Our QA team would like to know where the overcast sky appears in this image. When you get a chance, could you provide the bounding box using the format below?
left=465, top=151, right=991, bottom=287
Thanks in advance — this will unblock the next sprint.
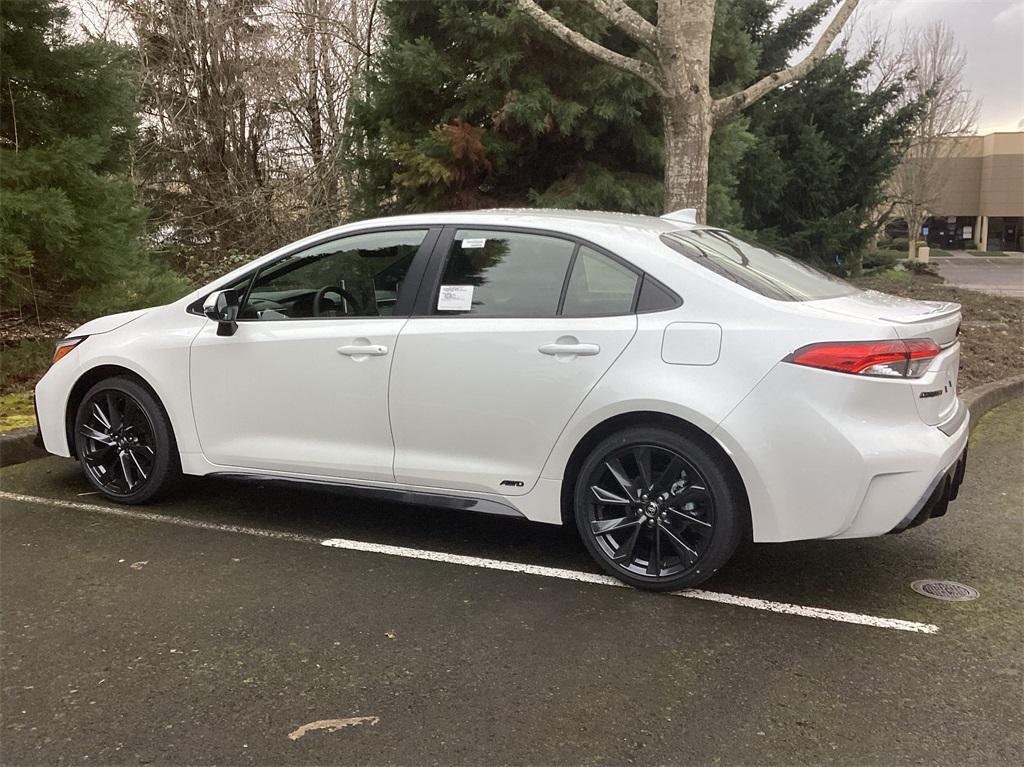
left=789, top=0, right=1024, bottom=133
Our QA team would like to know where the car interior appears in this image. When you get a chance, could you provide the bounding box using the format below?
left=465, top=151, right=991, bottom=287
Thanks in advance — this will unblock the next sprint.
left=238, top=239, right=421, bottom=320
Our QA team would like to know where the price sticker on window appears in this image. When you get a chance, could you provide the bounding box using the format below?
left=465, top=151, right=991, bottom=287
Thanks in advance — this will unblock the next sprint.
left=437, top=285, right=474, bottom=311
left=461, top=238, right=487, bottom=249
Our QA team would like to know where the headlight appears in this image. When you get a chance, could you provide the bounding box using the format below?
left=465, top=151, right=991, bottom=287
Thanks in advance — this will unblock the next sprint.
left=52, top=337, right=86, bottom=365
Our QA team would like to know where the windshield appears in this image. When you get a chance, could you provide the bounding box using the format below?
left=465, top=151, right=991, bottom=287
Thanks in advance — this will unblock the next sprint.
left=660, top=229, right=859, bottom=301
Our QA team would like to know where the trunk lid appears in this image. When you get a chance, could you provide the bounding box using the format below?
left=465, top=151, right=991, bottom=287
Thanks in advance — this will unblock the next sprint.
left=812, top=290, right=961, bottom=345
left=812, top=290, right=962, bottom=426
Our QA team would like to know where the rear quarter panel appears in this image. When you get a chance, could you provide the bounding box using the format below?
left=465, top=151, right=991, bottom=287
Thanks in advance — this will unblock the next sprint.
left=537, top=236, right=903, bottom=538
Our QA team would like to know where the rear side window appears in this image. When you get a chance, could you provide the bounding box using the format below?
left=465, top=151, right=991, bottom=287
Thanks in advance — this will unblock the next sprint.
left=436, top=229, right=575, bottom=316
left=562, top=246, right=639, bottom=316
left=661, top=229, right=858, bottom=301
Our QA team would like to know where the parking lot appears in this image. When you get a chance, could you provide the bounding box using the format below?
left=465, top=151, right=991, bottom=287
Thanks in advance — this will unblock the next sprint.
left=933, top=254, right=1024, bottom=298
left=1, top=399, right=1021, bottom=766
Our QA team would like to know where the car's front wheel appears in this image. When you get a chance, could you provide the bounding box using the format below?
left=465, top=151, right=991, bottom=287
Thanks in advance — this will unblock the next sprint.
left=74, top=377, right=180, bottom=504
left=574, top=426, right=746, bottom=591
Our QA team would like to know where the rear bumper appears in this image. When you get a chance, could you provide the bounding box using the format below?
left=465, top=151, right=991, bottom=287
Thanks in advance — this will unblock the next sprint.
left=713, top=361, right=971, bottom=542
left=889, top=445, right=968, bottom=533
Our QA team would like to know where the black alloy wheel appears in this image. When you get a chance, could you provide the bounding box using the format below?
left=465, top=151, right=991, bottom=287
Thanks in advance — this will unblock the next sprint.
left=74, top=377, right=179, bottom=503
left=575, top=427, right=745, bottom=590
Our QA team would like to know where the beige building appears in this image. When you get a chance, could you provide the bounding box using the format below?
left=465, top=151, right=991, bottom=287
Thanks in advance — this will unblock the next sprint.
left=916, top=132, right=1024, bottom=252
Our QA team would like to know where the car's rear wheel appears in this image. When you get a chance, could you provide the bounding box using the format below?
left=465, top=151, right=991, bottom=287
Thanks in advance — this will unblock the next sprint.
left=574, top=426, right=745, bottom=591
left=74, top=377, right=180, bottom=504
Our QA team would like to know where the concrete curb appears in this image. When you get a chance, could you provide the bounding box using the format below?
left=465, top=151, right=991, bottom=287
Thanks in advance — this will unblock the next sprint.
left=963, top=373, right=1024, bottom=432
left=0, top=427, right=46, bottom=469
left=0, top=374, right=1021, bottom=470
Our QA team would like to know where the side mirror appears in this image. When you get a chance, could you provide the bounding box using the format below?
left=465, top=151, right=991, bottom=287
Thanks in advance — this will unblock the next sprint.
left=203, top=289, right=241, bottom=336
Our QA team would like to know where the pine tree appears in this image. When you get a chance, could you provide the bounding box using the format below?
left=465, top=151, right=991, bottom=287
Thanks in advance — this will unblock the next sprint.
left=0, top=0, right=187, bottom=320
left=356, top=0, right=916, bottom=272
left=728, top=51, right=920, bottom=272
left=707, top=1, right=921, bottom=272
left=354, top=0, right=663, bottom=215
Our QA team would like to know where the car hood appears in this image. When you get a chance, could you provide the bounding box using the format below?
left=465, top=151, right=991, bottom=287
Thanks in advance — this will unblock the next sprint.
left=70, top=308, right=150, bottom=337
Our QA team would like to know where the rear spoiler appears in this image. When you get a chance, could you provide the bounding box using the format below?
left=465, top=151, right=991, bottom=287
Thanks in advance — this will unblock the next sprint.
left=880, top=303, right=961, bottom=324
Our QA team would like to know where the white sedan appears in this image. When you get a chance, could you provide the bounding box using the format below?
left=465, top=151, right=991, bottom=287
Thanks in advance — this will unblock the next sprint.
left=34, top=209, right=969, bottom=590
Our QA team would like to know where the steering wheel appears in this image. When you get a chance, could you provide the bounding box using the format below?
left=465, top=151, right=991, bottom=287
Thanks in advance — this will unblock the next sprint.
left=313, top=285, right=362, bottom=317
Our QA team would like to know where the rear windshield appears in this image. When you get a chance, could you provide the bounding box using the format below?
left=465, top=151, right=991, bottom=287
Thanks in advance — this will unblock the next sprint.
left=660, top=229, right=859, bottom=301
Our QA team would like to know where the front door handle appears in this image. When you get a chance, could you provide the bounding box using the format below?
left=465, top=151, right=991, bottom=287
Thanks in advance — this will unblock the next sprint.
left=337, top=344, right=389, bottom=357
left=539, top=341, right=600, bottom=357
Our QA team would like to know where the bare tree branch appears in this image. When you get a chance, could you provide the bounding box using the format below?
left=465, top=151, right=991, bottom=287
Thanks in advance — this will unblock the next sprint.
left=884, top=21, right=980, bottom=257
left=588, top=0, right=657, bottom=51
left=712, top=0, right=860, bottom=125
left=516, top=0, right=665, bottom=95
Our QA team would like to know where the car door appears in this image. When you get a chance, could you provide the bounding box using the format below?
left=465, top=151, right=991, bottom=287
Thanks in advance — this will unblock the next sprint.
left=389, top=227, right=639, bottom=495
left=189, top=227, right=437, bottom=481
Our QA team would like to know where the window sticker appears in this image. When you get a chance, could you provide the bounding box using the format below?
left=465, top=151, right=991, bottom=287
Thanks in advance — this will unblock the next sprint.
left=437, top=285, right=474, bottom=311
left=461, top=238, right=487, bottom=249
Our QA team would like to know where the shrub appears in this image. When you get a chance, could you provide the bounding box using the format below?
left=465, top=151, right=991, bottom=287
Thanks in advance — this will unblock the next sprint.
left=0, top=339, right=55, bottom=394
left=904, top=260, right=941, bottom=276
left=863, top=248, right=903, bottom=273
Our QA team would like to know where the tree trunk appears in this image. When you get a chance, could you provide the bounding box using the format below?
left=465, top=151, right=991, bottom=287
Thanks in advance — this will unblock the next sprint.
left=662, top=94, right=712, bottom=220
left=303, top=0, right=328, bottom=227
left=518, top=0, right=858, bottom=225
left=657, top=0, right=715, bottom=221
left=908, top=210, right=923, bottom=261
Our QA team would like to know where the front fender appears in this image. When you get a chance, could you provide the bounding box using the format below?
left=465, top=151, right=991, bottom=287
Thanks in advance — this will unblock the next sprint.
left=53, top=308, right=207, bottom=459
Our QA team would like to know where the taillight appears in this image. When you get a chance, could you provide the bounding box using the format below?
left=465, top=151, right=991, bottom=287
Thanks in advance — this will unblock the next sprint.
left=784, top=339, right=940, bottom=378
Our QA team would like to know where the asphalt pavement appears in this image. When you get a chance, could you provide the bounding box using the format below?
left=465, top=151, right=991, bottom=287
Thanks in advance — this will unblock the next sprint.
left=932, top=254, right=1024, bottom=297
left=1, top=400, right=1022, bottom=766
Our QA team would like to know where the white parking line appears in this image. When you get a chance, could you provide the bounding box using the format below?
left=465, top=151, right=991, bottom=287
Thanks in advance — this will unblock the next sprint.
left=0, top=490, right=939, bottom=634
left=320, top=538, right=939, bottom=633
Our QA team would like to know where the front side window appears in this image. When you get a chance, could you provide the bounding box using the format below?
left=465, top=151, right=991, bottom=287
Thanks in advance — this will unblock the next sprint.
left=242, top=230, right=427, bottom=320
left=661, top=229, right=858, bottom=301
left=435, top=229, right=575, bottom=317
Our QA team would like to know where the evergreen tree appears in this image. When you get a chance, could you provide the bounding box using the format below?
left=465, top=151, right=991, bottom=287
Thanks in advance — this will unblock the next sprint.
left=354, top=0, right=663, bottom=216
left=731, top=51, right=920, bottom=270
left=0, top=0, right=187, bottom=320
left=355, top=0, right=916, bottom=272
left=706, top=1, right=921, bottom=271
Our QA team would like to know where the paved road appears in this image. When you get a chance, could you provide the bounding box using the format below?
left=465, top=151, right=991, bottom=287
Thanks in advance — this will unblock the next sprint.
left=933, top=255, right=1024, bottom=298
left=2, top=401, right=1022, bottom=766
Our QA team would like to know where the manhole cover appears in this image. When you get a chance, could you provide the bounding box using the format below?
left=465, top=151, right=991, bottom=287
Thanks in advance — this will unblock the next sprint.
left=911, top=580, right=979, bottom=602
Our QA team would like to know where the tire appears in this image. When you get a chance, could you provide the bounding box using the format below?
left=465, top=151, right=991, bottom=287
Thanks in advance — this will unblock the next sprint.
left=574, top=426, right=746, bottom=591
left=74, top=376, right=180, bottom=504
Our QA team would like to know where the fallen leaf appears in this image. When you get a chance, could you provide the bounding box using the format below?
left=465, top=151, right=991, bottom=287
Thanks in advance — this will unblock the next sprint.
left=129, top=561, right=148, bottom=570
left=385, top=631, right=396, bottom=640
left=288, top=716, right=379, bottom=741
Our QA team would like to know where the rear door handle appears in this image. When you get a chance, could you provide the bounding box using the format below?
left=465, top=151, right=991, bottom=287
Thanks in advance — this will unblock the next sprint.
left=337, top=344, right=389, bottom=357
left=538, top=342, right=600, bottom=357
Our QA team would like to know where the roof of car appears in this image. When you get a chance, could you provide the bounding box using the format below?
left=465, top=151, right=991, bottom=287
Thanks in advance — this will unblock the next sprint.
left=349, top=208, right=706, bottom=235
left=181, top=208, right=711, bottom=304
